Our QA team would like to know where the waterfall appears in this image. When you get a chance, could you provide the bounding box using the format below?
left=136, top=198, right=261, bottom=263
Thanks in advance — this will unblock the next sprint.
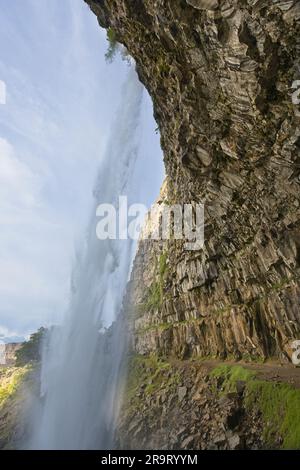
left=29, top=68, right=144, bottom=449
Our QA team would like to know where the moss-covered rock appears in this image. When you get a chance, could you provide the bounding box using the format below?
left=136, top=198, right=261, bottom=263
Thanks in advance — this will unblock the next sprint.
left=211, top=364, right=300, bottom=449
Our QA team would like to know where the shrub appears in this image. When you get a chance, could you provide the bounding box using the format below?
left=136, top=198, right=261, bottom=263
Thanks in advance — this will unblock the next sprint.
left=105, top=27, right=131, bottom=64
left=15, top=327, right=46, bottom=366
left=105, top=28, right=118, bottom=63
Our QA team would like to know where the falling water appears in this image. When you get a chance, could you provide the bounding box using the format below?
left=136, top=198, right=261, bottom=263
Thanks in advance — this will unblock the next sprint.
left=29, top=68, right=145, bottom=449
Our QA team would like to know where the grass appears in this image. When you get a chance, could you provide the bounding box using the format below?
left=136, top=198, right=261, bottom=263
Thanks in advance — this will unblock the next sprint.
left=210, top=365, right=256, bottom=394
left=125, top=354, right=180, bottom=411
left=138, top=252, right=169, bottom=314
left=146, top=282, right=162, bottom=311
left=159, top=252, right=168, bottom=278
left=210, top=364, right=300, bottom=449
left=0, top=366, right=30, bottom=407
left=127, top=355, right=170, bottom=395
left=246, top=380, right=300, bottom=449
left=137, top=322, right=173, bottom=334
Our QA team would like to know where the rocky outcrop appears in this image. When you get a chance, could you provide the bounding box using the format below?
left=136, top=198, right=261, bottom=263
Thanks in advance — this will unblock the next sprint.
left=117, top=356, right=300, bottom=449
left=2, top=343, right=23, bottom=366
left=86, top=0, right=300, bottom=361
left=117, top=358, right=263, bottom=450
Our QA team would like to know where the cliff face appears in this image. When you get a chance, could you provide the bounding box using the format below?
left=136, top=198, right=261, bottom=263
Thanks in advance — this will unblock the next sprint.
left=86, top=0, right=300, bottom=361
left=85, top=0, right=300, bottom=450
left=116, top=357, right=300, bottom=450
left=3, top=343, right=23, bottom=367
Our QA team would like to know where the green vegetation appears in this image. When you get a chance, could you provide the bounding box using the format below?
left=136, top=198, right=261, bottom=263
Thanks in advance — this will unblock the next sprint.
left=105, top=27, right=118, bottom=63
left=136, top=317, right=199, bottom=335
left=156, top=56, right=170, bottom=77
left=15, top=327, right=46, bottom=366
left=126, top=355, right=179, bottom=406
left=159, top=251, right=168, bottom=278
left=246, top=380, right=300, bottom=449
left=211, top=365, right=256, bottom=393
left=145, top=281, right=162, bottom=311
left=139, top=252, right=169, bottom=313
left=210, top=365, right=300, bottom=449
left=0, top=366, right=30, bottom=407
left=105, top=27, right=130, bottom=64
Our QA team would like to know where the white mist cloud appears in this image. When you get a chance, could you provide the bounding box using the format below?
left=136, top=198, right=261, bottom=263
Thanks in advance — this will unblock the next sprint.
left=0, top=136, right=71, bottom=338
left=0, top=0, right=164, bottom=340
left=0, top=137, right=40, bottom=209
left=0, top=79, right=6, bottom=104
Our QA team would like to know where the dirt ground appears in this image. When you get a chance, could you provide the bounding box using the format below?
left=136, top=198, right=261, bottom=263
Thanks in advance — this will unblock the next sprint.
left=195, top=359, right=300, bottom=389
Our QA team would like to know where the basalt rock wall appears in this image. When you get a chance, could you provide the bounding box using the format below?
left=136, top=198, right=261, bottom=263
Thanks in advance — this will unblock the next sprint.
left=85, top=0, right=300, bottom=361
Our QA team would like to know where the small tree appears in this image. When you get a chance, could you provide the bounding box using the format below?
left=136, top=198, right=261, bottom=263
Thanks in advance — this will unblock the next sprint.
left=15, top=327, right=46, bottom=366
left=105, top=27, right=131, bottom=65
left=105, top=27, right=118, bottom=63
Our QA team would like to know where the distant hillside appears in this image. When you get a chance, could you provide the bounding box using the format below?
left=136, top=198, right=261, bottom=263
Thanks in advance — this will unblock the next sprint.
left=0, top=328, right=45, bottom=449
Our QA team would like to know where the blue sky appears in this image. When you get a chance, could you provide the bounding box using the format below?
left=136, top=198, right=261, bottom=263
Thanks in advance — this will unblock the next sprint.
left=0, top=0, right=163, bottom=341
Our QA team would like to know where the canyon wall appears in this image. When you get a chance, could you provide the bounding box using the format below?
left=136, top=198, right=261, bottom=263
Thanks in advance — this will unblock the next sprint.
left=86, top=0, right=300, bottom=361
left=3, top=343, right=23, bottom=367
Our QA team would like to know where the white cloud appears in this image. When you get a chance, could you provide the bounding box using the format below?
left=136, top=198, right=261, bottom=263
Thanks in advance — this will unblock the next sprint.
left=0, top=324, right=26, bottom=343
left=0, top=137, right=41, bottom=210
left=0, top=0, right=163, bottom=338
left=0, top=0, right=126, bottom=338
left=0, top=79, right=6, bottom=104
left=0, top=136, right=71, bottom=336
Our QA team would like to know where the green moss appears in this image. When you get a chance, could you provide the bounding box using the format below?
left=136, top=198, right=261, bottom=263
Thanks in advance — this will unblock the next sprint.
left=126, top=354, right=172, bottom=407
left=142, top=281, right=161, bottom=312
left=210, top=365, right=256, bottom=394
left=156, top=57, right=170, bottom=76
left=246, top=380, right=300, bottom=449
left=145, top=362, right=175, bottom=396
left=139, top=252, right=169, bottom=313
left=210, top=364, right=300, bottom=449
left=242, top=353, right=266, bottom=364
left=159, top=252, right=168, bottom=278
left=126, top=354, right=181, bottom=412
left=136, top=317, right=197, bottom=335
